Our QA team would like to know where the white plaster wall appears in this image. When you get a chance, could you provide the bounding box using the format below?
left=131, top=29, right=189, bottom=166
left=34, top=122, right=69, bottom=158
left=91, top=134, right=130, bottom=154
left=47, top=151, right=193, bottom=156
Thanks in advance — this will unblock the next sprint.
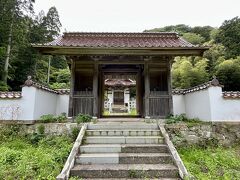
left=33, top=88, right=58, bottom=119
left=208, top=87, right=240, bottom=121
left=2, top=85, right=240, bottom=121
left=21, top=87, right=36, bottom=120
left=0, top=87, right=36, bottom=120
left=56, top=95, right=69, bottom=116
left=173, top=86, right=240, bottom=121
left=184, top=89, right=211, bottom=121
left=173, top=94, right=186, bottom=115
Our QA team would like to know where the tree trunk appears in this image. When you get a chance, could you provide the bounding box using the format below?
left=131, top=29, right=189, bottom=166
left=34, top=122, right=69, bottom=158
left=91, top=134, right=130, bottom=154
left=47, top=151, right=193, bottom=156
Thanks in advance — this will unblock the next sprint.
left=2, top=19, right=13, bottom=83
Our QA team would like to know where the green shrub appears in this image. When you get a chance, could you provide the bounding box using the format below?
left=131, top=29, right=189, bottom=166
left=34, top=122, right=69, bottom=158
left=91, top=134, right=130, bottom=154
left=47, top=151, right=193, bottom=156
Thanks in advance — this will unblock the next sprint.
left=71, top=127, right=80, bottom=141
left=0, top=81, right=8, bottom=91
left=75, top=114, right=92, bottom=124
left=29, top=133, right=44, bottom=144
left=40, top=114, right=55, bottom=123
left=0, top=135, right=72, bottom=179
left=0, top=147, right=22, bottom=165
left=37, top=124, right=45, bottom=135
left=28, top=125, right=45, bottom=144
left=166, top=114, right=200, bottom=124
left=0, top=125, right=22, bottom=141
left=56, top=114, right=67, bottom=123
left=39, top=114, right=67, bottom=123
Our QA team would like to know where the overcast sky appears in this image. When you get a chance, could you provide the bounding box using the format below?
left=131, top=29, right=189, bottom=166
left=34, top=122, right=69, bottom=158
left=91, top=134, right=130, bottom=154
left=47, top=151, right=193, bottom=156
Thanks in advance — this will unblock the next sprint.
left=34, top=0, right=240, bottom=32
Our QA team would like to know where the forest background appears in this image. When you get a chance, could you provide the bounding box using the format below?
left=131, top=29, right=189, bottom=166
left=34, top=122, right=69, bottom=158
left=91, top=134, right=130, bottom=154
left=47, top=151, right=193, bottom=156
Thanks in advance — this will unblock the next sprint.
left=0, top=0, right=239, bottom=91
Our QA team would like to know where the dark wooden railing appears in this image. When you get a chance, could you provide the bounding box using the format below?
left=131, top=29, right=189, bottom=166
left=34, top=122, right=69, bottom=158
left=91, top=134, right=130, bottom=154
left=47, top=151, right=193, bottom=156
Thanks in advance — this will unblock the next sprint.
left=73, top=91, right=94, bottom=116
left=149, top=91, right=169, bottom=117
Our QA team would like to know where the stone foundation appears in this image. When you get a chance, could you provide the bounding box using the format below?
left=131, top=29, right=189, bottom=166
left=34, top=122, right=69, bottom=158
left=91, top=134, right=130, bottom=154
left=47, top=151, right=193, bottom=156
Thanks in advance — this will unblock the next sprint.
left=1, top=122, right=240, bottom=146
left=165, top=122, right=240, bottom=147
left=0, top=123, right=83, bottom=135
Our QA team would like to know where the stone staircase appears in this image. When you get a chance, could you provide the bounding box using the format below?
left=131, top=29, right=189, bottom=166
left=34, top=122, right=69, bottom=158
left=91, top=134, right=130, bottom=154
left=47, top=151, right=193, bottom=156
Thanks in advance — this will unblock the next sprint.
left=69, top=122, right=181, bottom=179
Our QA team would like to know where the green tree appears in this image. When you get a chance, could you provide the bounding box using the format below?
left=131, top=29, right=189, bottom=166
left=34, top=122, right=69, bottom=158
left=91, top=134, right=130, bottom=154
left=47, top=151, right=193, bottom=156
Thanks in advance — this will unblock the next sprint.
left=144, top=24, right=191, bottom=35
left=42, top=7, right=62, bottom=41
left=215, top=57, right=240, bottom=91
left=215, top=16, right=240, bottom=58
left=0, top=0, right=34, bottom=84
left=182, top=33, right=205, bottom=45
left=0, top=3, right=64, bottom=90
left=191, top=26, right=215, bottom=41
left=172, top=57, right=209, bottom=89
left=49, top=68, right=70, bottom=89
left=203, top=41, right=225, bottom=76
left=51, top=56, right=68, bottom=69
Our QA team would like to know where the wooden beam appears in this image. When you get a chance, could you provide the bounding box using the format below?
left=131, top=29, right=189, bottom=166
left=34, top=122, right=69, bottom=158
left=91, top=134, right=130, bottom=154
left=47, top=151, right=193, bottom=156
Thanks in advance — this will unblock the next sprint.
left=34, top=46, right=208, bottom=56
left=68, top=59, right=75, bottom=117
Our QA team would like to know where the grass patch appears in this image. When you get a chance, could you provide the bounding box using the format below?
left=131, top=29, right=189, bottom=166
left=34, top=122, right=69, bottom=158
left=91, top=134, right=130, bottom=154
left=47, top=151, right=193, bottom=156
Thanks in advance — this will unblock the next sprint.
left=129, top=108, right=137, bottom=116
left=0, top=126, right=73, bottom=179
left=103, top=110, right=110, bottom=116
left=178, top=146, right=240, bottom=179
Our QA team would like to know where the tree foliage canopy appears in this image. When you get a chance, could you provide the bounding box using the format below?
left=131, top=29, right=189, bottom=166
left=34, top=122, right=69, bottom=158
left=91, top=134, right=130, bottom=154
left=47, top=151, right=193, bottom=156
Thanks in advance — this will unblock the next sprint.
left=0, top=1, right=68, bottom=91
left=215, top=16, right=240, bottom=58
left=0, top=5, right=239, bottom=92
left=146, top=17, right=240, bottom=91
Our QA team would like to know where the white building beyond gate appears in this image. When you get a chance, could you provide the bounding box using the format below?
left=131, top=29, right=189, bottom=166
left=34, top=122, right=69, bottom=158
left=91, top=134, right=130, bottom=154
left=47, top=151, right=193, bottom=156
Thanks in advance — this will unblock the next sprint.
left=0, top=77, right=240, bottom=122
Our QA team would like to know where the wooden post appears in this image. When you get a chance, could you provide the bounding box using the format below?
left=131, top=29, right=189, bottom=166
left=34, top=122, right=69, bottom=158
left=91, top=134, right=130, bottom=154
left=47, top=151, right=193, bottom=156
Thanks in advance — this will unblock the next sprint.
left=93, top=60, right=99, bottom=118
left=167, top=57, right=173, bottom=115
left=68, top=59, right=75, bottom=117
left=136, top=70, right=140, bottom=116
left=144, top=60, right=150, bottom=118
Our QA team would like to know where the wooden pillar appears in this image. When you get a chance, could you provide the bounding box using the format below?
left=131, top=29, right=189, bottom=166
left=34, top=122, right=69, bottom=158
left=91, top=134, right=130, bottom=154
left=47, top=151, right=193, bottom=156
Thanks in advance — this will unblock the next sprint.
left=144, top=60, right=150, bottom=118
left=68, top=59, right=75, bottom=117
left=93, top=61, right=99, bottom=118
left=167, top=57, right=173, bottom=115
left=136, top=69, right=141, bottom=116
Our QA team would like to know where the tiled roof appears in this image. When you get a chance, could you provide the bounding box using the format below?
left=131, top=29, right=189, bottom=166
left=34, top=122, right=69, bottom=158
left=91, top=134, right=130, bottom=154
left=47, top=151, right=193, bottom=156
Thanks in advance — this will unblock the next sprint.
left=172, top=76, right=222, bottom=95
left=23, top=76, right=69, bottom=95
left=222, top=91, right=240, bottom=99
left=0, top=92, right=22, bottom=99
left=172, top=89, right=186, bottom=95
left=39, top=32, right=199, bottom=48
left=56, top=89, right=70, bottom=95
left=105, top=79, right=136, bottom=87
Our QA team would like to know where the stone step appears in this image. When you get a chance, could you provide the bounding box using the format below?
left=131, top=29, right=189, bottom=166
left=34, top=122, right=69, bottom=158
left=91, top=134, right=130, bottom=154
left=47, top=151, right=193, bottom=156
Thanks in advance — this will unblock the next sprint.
left=70, top=164, right=179, bottom=178
left=87, top=123, right=159, bottom=130
left=80, top=144, right=169, bottom=153
left=76, top=153, right=173, bottom=164
left=86, top=130, right=161, bottom=136
left=83, top=136, right=164, bottom=144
